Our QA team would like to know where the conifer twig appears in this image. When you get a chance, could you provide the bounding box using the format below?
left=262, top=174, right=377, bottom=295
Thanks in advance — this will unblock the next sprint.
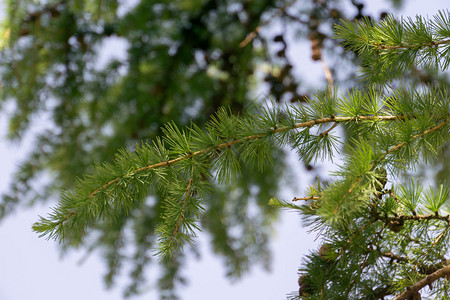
left=378, top=251, right=450, bottom=276
left=379, top=252, right=409, bottom=262
left=89, top=115, right=405, bottom=199
left=167, top=177, right=194, bottom=249
left=319, top=122, right=338, bottom=137
left=293, top=196, right=319, bottom=201
left=377, top=213, right=450, bottom=224
left=371, top=39, right=450, bottom=51
left=393, top=265, right=450, bottom=300
left=35, top=114, right=416, bottom=237
left=432, top=225, right=450, bottom=246
left=239, top=27, right=260, bottom=48
left=333, top=117, right=450, bottom=214
left=377, top=117, right=450, bottom=162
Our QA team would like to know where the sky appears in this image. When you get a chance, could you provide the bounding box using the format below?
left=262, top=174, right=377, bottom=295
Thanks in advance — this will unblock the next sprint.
left=0, top=1, right=447, bottom=300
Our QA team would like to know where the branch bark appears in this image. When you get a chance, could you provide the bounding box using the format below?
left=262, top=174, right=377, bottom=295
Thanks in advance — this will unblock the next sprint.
left=393, top=265, right=450, bottom=300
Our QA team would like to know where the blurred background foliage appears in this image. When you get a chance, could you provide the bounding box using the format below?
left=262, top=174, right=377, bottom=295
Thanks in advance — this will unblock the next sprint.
left=1, top=0, right=448, bottom=298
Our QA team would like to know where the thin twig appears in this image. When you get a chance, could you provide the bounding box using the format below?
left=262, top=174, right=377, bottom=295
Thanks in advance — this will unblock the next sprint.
left=432, top=225, right=450, bottom=246
left=239, top=27, right=261, bottom=48
left=414, top=225, right=450, bottom=271
left=380, top=251, right=410, bottom=262
left=293, top=196, right=319, bottom=201
left=319, top=122, right=339, bottom=137
left=380, top=119, right=449, bottom=160
left=239, top=0, right=297, bottom=48
left=372, top=39, right=450, bottom=51
left=379, top=251, right=450, bottom=277
left=342, top=220, right=375, bottom=252
left=377, top=213, right=450, bottom=224
left=320, top=57, right=334, bottom=97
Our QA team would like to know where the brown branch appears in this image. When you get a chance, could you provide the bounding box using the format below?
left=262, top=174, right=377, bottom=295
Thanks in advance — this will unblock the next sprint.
left=239, top=27, right=260, bottom=48
left=420, top=259, right=450, bottom=275
left=380, top=251, right=410, bottom=262
left=319, top=122, right=339, bottom=137
left=293, top=196, right=319, bottom=201
left=379, top=251, right=450, bottom=276
left=393, top=265, right=450, bottom=300
left=378, top=213, right=450, bottom=224
left=372, top=39, right=450, bottom=51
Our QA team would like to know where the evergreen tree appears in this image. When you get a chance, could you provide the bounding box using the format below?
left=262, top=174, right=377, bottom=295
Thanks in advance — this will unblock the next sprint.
left=32, top=10, right=450, bottom=299
left=1, top=0, right=408, bottom=298
left=3, top=1, right=450, bottom=299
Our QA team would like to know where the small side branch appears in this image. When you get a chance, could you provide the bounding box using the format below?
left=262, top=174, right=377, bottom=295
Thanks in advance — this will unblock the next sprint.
left=377, top=213, right=450, bottom=224
left=393, top=265, right=450, bottom=300
left=377, top=117, right=450, bottom=162
left=379, top=251, right=410, bottom=262
left=379, top=251, right=450, bottom=275
left=372, top=38, right=450, bottom=51
left=239, top=27, right=260, bottom=48
left=293, top=196, right=319, bottom=201
left=168, top=177, right=194, bottom=249
left=319, top=122, right=338, bottom=137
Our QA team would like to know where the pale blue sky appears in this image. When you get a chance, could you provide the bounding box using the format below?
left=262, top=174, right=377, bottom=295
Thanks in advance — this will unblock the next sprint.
left=0, top=1, right=446, bottom=299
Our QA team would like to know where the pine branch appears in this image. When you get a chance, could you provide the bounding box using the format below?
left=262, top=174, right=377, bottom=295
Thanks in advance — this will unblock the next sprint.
left=32, top=83, right=449, bottom=264
left=376, top=213, right=450, bottom=224
left=379, top=251, right=450, bottom=277
left=371, top=38, right=450, bottom=50
left=335, top=10, right=450, bottom=83
left=294, top=12, right=450, bottom=299
left=326, top=117, right=450, bottom=220
left=33, top=114, right=410, bottom=239
left=393, top=265, right=450, bottom=300
left=379, top=251, right=410, bottom=262
left=377, top=117, right=450, bottom=161
left=293, top=196, right=320, bottom=201
left=300, top=116, right=450, bottom=226
left=85, top=117, right=354, bottom=196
